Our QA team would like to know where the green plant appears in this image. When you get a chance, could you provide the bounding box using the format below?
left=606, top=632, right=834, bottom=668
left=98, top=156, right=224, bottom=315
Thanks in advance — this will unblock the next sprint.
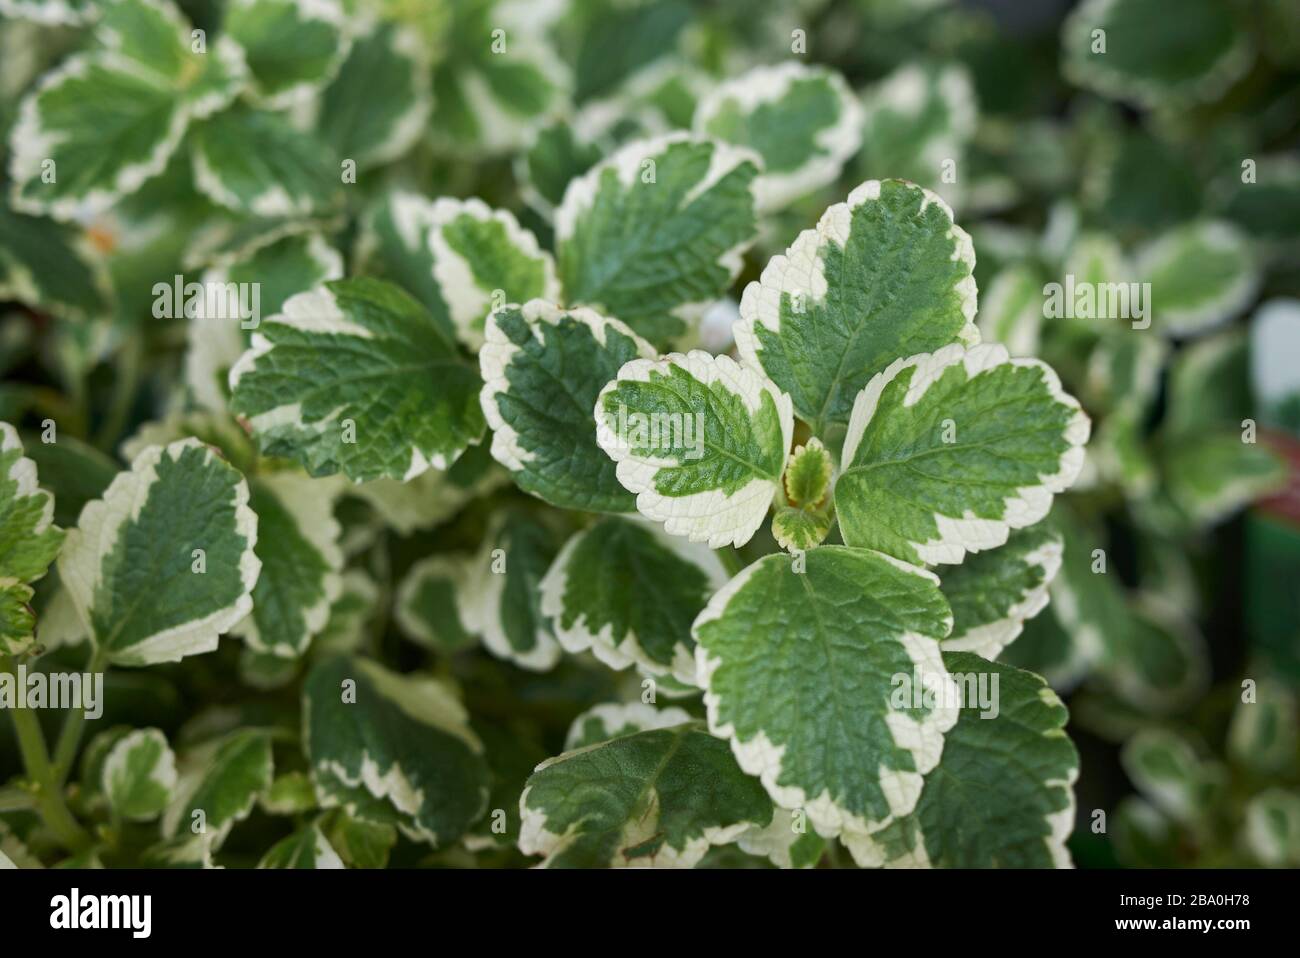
left=2, top=0, right=1297, bottom=871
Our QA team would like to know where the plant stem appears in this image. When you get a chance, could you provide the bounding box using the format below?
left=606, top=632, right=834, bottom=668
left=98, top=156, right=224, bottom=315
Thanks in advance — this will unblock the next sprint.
left=50, top=644, right=110, bottom=786
left=1, top=655, right=90, bottom=851
left=718, top=548, right=747, bottom=577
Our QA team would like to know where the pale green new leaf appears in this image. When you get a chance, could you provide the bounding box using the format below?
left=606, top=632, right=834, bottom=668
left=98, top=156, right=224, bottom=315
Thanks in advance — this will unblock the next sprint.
left=1138, top=220, right=1259, bottom=337
left=460, top=512, right=562, bottom=671
left=851, top=653, right=1077, bottom=868
left=693, top=62, right=862, bottom=211
left=480, top=301, right=654, bottom=513
left=394, top=555, right=478, bottom=653
left=519, top=722, right=773, bottom=868
left=595, top=351, right=794, bottom=548
left=563, top=702, right=695, bottom=752
left=837, top=344, right=1090, bottom=566
left=557, top=134, right=760, bottom=347
left=103, top=728, right=177, bottom=822
left=57, top=438, right=260, bottom=667
left=304, top=656, right=490, bottom=847
left=223, top=0, right=349, bottom=108
left=540, top=517, right=727, bottom=684
left=735, top=179, right=978, bottom=432
left=0, top=421, right=64, bottom=588
left=258, top=823, right=344, bottom=869
left=694, top=547, right=957, bottom=841
left=0, top=583, right=36, bottom=657
left=771, top=439, right=834, bottom=553
left=1161, top=431, right=1285, bottom=527
left=261, top=771, right=317, bottom=815
left=228, top=278, right=486, bottom=482
left=938, top=524, right=1063, bottom=658
left=163, top=729, right=274, bottom=848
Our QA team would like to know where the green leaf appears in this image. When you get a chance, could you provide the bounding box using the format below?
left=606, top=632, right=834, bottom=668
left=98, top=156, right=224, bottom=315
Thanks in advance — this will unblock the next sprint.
left=22, top=434, right=118, bottom=530
left=424, top=199, right=558, bottom=350
left=516, top=117, right=603, bottom=218
left=480, top=301, right=654, bottom=512
left=304, top=656, right=490, bottom=847
left=1062, top=0, right=1252, bottom=108
left=464, top=716, right=549, bottom=850
left=0, top=583, right=36, bottom=656
left=1121, top=728, right=1220, bottom=825
left=102, top=727, right=177, bottom=822
left=258, top=823, right=344, bottom=869
left=851, top=653, right=1078, bottom=868
left=563, top=701, right=695, bottom=751
left=394, top=555, right=478, bottom=653
left=1138, top=221, right=1259, bottom=337
left=1, top=421, right=64, bottom=588
left=1228, top=680, right=1296, bottom=775
left=735, top=179, right=978, bottom=432
left=186, top=232, right=344, bottom=412
left=938, top=524, right=1062, bottom=658
left=8, top=53, right=188, bottom=222
left=191, top=105, right=339, bottom=217
left=540, top=516, right=726, bottom=684
left=430, top=0, right=569, bottom=155
left=836, top=344, right=1089, bottom=566
left=234, top=473, right=343, bottom=658
left=163, top=729, right=274, bottom=848
left=519, top=722, right=773, bottom=868
left=857, top=63, right=976, bottom=203
left=557, top=134, right=760, bottom=347
left=223, top=0, right=348, bottom=108
left=693, top=63, right=862, bottom=211
left=977, top=264, right=1044, bottom=358
left=315, top=21, right=432, bottom=170
left=1161, top=431, right=1286, bottom=526
left=261, top=771, right=318, bottom=815
left=1244, top=789, right=1300, bottom=867
left=694, top=547, right=957, bottom=843
left=460, top=512, right=562, bottom=671
left=770, top=438, right=834, bottom=553
left=347, top=444, right=506, bottom=535
left=312, top=568, right=379, bottom=656
left=57, top=438, right=259, bottom=667
left=0, top=203, right=111, bottom=319
left=1096, top=594, right=1208, bottom=714
left=736, top=808, right=827, bottom=869
left=595, top=351, right=794, bottom=548
left=323, top=810, right=396, bottom=868
left=229, top=278, right=486, bottom=483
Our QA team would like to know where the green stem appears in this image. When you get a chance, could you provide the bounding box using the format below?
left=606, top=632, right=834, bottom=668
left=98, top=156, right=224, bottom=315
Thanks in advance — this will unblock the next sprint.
left=718, top=547, right=747, bottom=578
left=50, top=644, right=110, bottom=786
left=1, top=655, right=90, bottom=851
